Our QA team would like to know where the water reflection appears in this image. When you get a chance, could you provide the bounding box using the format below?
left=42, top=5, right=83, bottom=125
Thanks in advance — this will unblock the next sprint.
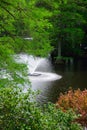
left=55, top=59, right=87, bottom=90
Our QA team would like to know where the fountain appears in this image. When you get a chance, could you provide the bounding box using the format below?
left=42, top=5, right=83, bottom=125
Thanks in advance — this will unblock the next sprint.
left=15, top=54, right=62, bottom=81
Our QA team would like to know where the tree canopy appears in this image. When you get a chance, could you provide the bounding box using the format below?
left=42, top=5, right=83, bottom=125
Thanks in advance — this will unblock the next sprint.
left=0, top=0, right=53, bottom=88
left=50, top=0, right=87, bottom=58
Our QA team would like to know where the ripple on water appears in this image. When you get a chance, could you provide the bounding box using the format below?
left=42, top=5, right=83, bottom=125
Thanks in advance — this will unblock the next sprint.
left=29, top=71, right=62, bottom=82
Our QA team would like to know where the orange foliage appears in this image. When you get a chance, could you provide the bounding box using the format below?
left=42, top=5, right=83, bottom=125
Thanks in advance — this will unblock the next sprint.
left=56, top=89, right=87, bottom=126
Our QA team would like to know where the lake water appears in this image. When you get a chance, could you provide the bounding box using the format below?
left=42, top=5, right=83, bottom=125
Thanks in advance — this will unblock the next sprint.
left=16, top=54, right=87, bottom=106
left=30, top=58, right=87, bottom=105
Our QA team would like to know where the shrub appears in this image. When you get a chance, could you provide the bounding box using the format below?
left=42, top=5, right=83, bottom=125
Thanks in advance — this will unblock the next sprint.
left=56, top=89, right=87, bottom=127
left=0, top=87, right=82, bottom=130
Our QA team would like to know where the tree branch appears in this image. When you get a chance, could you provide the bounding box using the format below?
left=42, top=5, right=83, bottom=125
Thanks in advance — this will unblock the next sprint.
left=0, top=5, right=15, bottom=19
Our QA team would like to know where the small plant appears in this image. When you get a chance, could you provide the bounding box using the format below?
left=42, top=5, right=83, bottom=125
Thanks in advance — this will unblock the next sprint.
left=56, top=89, right=87, bottom=127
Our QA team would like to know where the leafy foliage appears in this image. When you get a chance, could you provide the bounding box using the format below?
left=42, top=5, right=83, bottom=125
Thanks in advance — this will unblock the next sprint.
left=56, top=89, right=87, bottom=127
left=0, top=87, right=82, bottom=130
left=0, top=0, right=52, bottom=88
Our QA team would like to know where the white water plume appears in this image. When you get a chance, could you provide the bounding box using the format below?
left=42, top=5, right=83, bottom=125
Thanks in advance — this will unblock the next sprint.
left=15, top=54, right=45, bottom=74
left=15, top=54, right=62, bottom=82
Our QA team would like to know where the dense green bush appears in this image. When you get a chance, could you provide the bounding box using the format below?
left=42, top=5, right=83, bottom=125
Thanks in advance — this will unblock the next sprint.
left=0, top=87, right=82, bottom=130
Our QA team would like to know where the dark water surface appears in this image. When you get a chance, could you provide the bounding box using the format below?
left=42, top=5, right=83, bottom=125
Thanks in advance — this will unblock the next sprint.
left=31, top=58, right=87, bottom=105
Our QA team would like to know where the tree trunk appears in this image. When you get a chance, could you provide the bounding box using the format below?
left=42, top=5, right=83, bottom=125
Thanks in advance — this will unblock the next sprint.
left=58, top=41, right=61, bottom=57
